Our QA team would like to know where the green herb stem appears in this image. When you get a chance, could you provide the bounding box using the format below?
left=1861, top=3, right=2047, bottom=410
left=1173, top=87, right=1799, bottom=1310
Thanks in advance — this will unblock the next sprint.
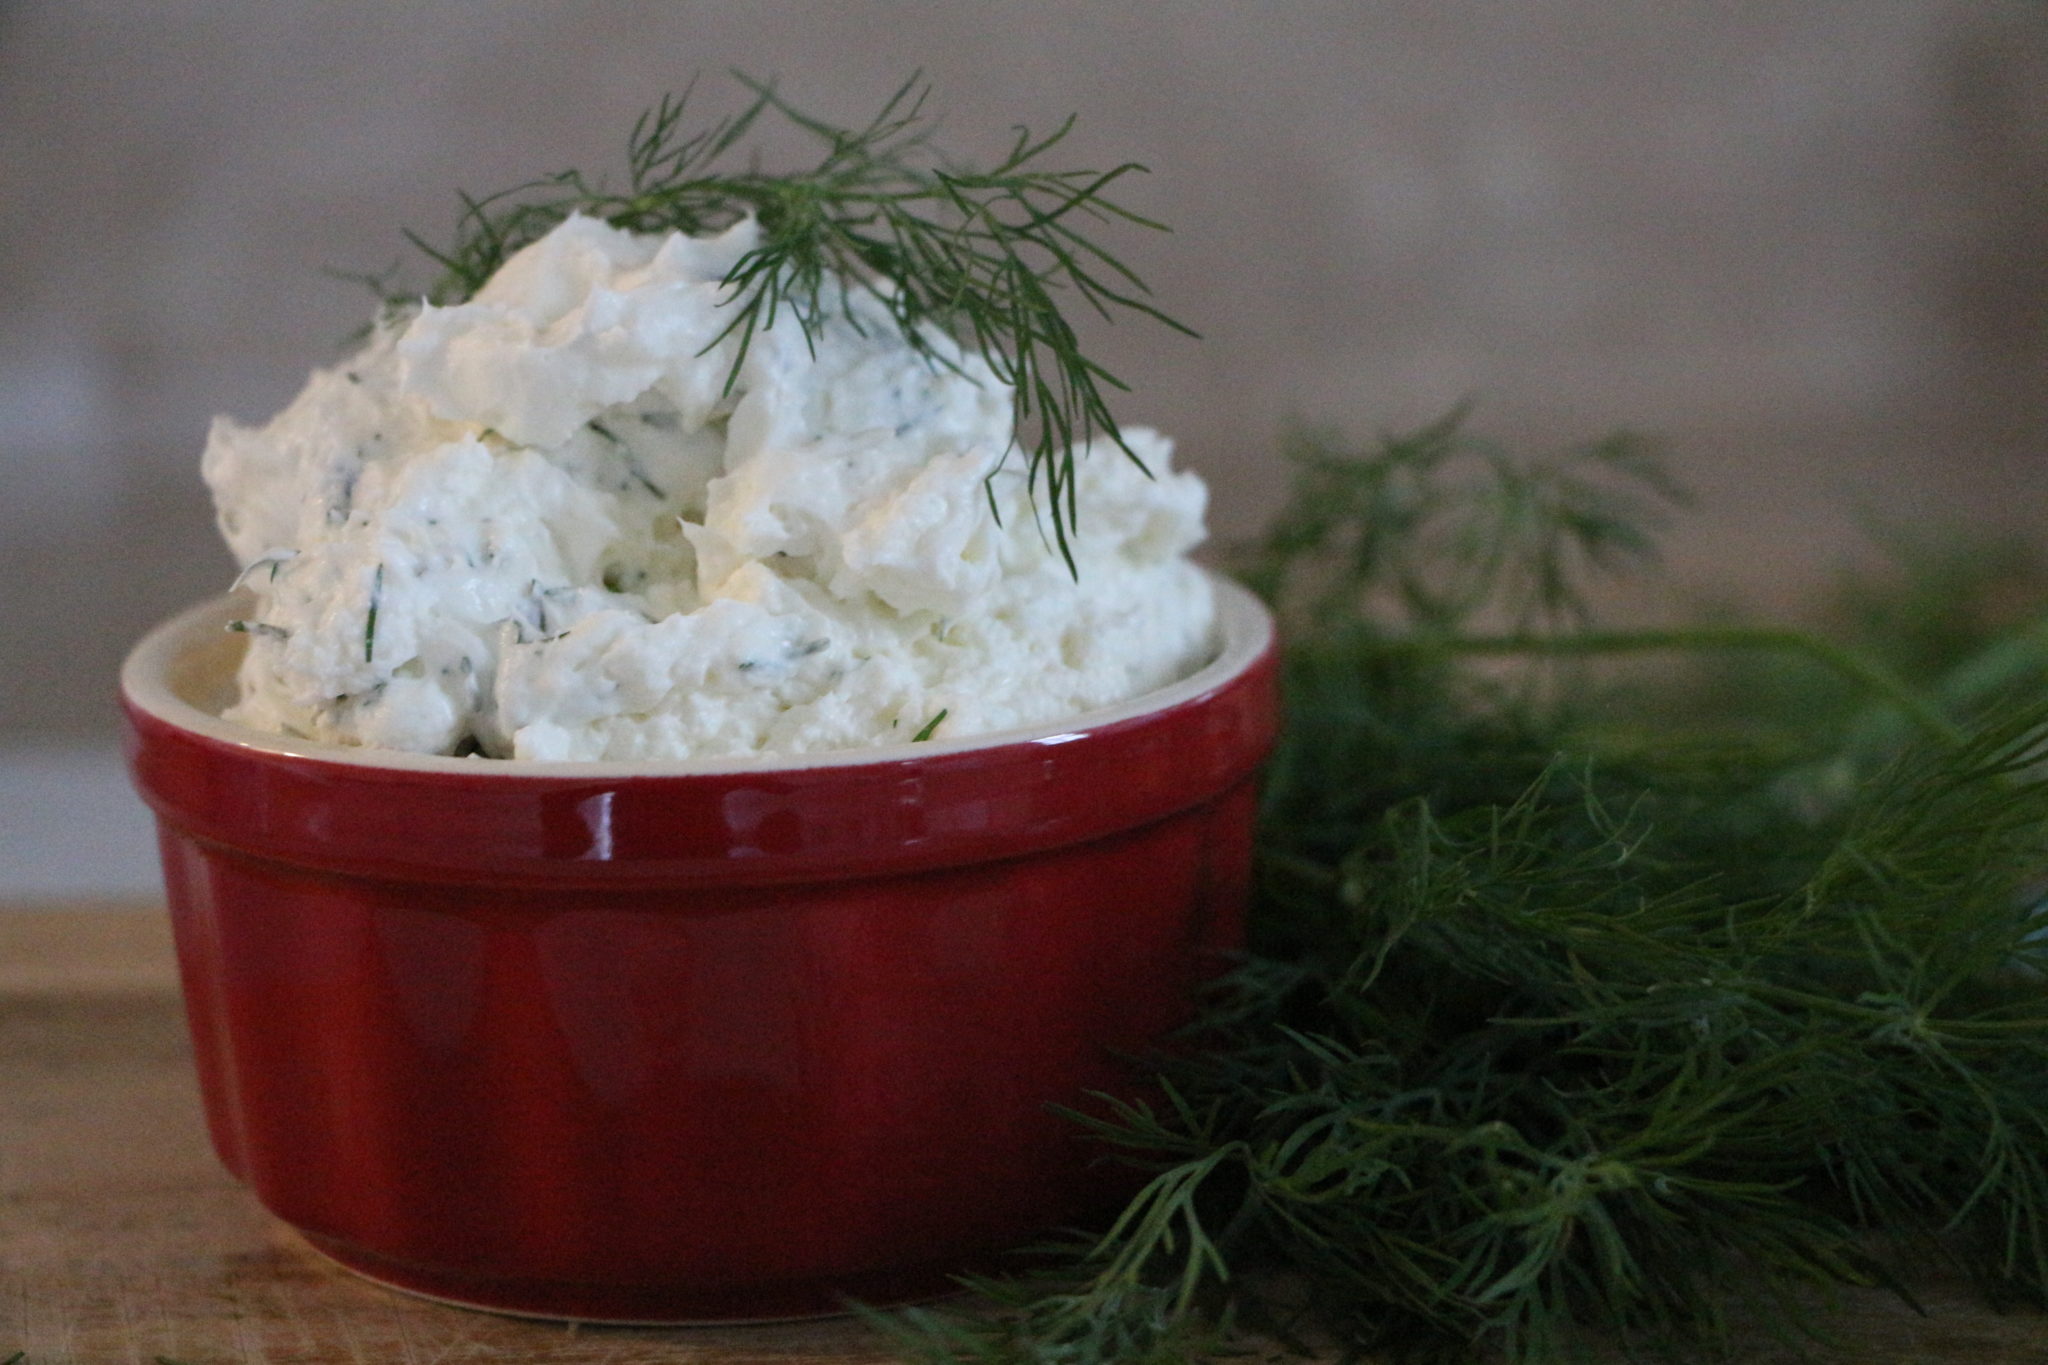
left=364, top=563, right=383, bottom=665
left=1391, top=625, right=1964, bottom=747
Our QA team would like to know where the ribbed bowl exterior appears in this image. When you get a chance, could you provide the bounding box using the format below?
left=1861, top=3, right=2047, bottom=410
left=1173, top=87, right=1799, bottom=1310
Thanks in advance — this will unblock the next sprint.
left=121, top=580, right=1278, bottom=1321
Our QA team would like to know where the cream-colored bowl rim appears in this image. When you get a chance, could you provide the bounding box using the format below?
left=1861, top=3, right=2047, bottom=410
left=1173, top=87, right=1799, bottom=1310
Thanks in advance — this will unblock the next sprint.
left=122, top=571, right=1275, bottom=778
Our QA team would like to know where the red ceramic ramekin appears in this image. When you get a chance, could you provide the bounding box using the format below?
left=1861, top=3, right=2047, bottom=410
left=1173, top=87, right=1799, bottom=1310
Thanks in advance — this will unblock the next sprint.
left=120, top=576, right=1277, bottom=1322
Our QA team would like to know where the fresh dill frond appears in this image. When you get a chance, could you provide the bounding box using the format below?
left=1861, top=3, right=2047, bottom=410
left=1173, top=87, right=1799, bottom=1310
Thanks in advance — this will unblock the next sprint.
left=1235, top=408, right=1686, bottom=639
left=874, top=414, right=2048, bottom=1364
left=388, top=73, right=1192, bottom=567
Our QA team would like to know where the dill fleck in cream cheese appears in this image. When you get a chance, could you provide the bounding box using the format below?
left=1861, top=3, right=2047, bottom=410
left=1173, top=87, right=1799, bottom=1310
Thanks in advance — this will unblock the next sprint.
left=202, top=214, right=1215, bottom=760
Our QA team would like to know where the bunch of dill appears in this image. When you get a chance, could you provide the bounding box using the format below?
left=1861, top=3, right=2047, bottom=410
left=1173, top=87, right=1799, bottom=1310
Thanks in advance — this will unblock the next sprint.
left=873, top=415, right=2048, bottom=1363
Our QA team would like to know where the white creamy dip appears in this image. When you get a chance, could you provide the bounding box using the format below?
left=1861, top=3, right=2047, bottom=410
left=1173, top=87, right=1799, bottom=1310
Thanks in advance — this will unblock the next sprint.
left=203, top=214, right=1215, bottom=760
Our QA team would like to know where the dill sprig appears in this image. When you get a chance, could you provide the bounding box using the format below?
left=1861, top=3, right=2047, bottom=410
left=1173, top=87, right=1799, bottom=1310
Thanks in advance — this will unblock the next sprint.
left=391, top=73, right=1192, bottom=566
left=877, top=416, right=2048, bottom=1363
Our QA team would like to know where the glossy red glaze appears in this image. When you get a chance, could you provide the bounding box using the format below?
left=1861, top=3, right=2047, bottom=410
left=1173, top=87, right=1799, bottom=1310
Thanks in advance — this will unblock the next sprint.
left=121, top=580, right=1277, bottom=1322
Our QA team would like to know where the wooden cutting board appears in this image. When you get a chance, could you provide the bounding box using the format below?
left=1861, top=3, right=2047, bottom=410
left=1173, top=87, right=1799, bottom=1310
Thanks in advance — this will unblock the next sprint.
left=3, top=906, right=2045, bottom=1364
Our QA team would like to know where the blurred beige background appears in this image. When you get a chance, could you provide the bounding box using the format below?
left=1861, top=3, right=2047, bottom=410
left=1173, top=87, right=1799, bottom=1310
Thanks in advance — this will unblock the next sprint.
left=2, top=1, right=2046, bottom=893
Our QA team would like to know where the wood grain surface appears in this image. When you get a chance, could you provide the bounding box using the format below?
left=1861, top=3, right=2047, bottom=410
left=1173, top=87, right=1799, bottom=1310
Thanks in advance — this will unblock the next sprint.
left=4, top=907, right=2047, bottom=1364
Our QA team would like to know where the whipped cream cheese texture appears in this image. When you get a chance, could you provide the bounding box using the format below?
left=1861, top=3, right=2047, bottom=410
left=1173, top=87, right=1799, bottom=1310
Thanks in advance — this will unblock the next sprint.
left=203, top=214, right=1215, bottom=760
